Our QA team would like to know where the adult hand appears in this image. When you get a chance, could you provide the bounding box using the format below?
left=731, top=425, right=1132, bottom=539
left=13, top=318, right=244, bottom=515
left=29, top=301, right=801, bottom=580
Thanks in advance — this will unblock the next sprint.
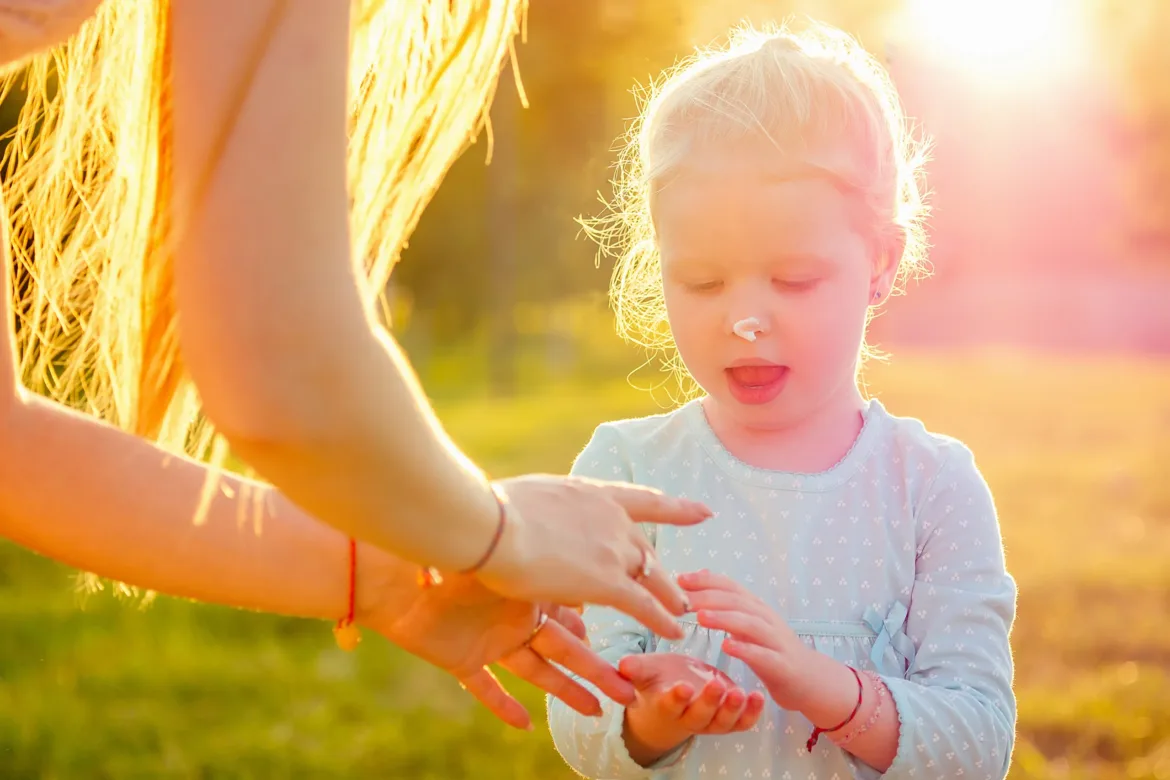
left=475, top=475, right=712, bottom=640
left=360, top=566, right=638, bottom=730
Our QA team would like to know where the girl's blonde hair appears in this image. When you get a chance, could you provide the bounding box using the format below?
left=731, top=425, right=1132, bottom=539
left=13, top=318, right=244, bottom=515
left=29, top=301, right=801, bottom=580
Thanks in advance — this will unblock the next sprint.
left=587, top=19, right=930, bottom=389
left=5, top=0, right=525, bottom=460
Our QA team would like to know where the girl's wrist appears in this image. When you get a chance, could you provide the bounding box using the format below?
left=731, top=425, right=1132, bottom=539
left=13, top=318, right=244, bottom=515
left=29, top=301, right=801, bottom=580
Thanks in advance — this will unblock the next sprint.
left=623, top=707, right=692, bottom=767
left=791, top=649, right=864, bottom=730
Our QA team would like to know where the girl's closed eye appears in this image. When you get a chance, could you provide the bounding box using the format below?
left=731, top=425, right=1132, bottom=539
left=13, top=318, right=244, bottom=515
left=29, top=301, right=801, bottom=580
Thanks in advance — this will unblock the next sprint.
left=773, top=277, right=821, bottom=293
left=687, top=280, right=724, bottom=293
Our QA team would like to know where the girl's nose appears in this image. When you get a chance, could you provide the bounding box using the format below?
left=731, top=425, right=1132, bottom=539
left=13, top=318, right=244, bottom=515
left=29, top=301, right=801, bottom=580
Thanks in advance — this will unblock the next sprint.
left=729, top=315, right=771, bottom=342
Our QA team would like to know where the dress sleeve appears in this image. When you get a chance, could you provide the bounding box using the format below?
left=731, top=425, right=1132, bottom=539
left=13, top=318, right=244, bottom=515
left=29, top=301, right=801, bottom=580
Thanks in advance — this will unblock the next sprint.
left=863, top=441, right=1017, bottom=780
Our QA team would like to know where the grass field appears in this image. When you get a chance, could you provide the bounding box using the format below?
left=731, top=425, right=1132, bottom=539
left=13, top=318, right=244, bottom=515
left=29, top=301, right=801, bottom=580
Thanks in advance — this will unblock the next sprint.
left=2, top=352, right=1169, bottom=779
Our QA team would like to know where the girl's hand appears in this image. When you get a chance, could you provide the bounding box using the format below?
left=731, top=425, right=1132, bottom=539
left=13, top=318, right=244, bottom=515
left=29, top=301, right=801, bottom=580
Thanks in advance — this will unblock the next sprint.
left=360, top=560, right=637, bottom=731
left=476, top=475, right=712, bottom=641
left=617, top=653, right=766, bottom=767
left=680, top=570, right=815, bottom=711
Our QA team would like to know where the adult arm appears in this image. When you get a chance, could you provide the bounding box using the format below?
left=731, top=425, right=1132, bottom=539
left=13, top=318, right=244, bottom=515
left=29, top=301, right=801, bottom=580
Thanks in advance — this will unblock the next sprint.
left=167, top=1, right=705, bottom=629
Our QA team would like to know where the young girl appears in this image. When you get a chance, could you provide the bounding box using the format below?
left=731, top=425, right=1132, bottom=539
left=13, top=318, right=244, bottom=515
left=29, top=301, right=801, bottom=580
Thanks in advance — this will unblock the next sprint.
left=547, top=20, right=1017, bottom=780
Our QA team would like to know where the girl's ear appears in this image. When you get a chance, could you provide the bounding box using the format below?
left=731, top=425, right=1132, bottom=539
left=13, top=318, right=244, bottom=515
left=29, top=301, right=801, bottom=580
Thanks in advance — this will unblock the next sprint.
left=872, top=231, right=905, bottom=293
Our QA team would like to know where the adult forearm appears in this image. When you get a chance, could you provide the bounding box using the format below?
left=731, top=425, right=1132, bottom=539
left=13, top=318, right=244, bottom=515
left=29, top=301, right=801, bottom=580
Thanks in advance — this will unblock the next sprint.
left=168, top=1, right=502, bottom=571
left=0, top=391, right=398, bottom=621
left=223, top=326, right=508, bottom=572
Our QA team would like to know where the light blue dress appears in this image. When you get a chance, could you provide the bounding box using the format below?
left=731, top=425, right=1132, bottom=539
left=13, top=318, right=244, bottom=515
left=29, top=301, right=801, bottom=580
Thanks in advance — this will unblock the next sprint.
left=547, top=398, right=1017, bottom=780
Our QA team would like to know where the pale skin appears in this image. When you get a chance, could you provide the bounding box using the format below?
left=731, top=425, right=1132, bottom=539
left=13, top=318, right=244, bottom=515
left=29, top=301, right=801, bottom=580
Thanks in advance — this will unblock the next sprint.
left=618, top=652, right=766, bottom=767
left=166, top=0, right=706, bottom=633
left=642, top=140, right=906, bottom=770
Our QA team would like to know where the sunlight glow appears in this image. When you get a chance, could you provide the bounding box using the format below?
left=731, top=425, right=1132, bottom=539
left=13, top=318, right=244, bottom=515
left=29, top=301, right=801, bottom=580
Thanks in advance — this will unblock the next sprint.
left=904, top=0, right=1080, bottom=79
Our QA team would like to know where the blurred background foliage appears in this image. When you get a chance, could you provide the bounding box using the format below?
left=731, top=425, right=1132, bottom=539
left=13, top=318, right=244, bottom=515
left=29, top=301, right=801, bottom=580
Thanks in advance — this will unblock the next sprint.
left=3, top=0, right=1170, bottom=777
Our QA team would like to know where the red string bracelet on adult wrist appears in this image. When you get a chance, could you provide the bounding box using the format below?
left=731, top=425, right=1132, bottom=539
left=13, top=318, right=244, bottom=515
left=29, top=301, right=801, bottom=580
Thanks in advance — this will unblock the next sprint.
left=806, top=665, right=864, bottom=752
left=333, top=538, right=360, bottom=651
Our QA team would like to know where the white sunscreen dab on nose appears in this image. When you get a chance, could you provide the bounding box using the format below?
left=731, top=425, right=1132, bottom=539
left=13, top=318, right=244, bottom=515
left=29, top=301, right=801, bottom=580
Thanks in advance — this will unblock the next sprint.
left=732, top=317, right=762, bottom=342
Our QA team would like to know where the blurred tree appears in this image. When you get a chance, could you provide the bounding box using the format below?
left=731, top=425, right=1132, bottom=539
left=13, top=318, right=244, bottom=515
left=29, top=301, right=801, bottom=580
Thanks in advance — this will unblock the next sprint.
left=395, top=0, right=691, bottom=390
left=1092, top=0, right=1170, bottom=257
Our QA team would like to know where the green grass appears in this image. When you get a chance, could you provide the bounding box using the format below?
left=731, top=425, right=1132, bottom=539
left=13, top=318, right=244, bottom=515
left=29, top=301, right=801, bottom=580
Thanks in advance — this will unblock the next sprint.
left=2, top=351, right=1169, bottom=778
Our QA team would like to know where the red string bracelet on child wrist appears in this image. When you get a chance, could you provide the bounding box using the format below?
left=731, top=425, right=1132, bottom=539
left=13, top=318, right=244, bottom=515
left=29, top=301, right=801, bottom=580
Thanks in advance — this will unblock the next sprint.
left=806, top=665, right=864, bottom=752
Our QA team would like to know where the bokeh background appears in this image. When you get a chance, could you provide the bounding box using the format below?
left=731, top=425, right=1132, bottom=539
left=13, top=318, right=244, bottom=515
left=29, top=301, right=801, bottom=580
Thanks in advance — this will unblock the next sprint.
left=3, top=0, right=1170, bottom=777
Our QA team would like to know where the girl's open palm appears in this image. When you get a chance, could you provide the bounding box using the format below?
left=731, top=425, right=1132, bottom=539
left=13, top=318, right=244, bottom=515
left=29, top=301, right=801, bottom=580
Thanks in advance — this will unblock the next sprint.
left=618, top=652, right=766, bottom=764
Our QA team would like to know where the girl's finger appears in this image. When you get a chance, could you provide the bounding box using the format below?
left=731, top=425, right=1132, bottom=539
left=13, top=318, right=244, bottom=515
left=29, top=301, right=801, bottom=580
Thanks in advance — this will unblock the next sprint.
left=704, top=687, right=747, bottom=734
left=732, top=691, right=768, bottom=732
left=722, top=639, right=784, bottom=682
left=699, top=610, right=777, bottom=648
left=654, top=682, right=694, bottom=720
left=684, top=589, right=765, bottom=617
left=678, top=569, right=754, bottom=597
left=530, top=618, right=635, bottom=705
left=459, top=668, right=532, bottom=730
left=499, top=645, right=602, bottom=718
left=678, top=678, right=726, bottom=732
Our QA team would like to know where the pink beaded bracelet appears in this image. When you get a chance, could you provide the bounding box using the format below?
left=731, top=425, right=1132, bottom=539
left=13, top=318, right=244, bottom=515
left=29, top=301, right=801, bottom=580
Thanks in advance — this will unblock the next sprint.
left=835, top=671, right=888, bottom=746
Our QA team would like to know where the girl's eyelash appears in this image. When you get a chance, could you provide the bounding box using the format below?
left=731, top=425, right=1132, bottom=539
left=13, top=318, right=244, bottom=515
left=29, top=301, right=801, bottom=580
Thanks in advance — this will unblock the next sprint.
left=775, top=278, right=820, bottom=290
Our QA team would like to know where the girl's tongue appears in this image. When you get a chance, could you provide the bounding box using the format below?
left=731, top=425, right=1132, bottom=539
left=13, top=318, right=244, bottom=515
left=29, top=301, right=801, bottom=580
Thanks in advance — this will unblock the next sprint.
left=727, top=365, right=786, bottom=387
left=725, top=364, right=789, bottom=405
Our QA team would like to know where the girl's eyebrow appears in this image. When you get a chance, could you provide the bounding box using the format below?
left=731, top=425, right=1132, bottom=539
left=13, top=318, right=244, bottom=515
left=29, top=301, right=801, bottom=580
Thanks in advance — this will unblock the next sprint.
left=766, top=252, right=836, bottom=269
left=661, top=254, right=723, bottom=271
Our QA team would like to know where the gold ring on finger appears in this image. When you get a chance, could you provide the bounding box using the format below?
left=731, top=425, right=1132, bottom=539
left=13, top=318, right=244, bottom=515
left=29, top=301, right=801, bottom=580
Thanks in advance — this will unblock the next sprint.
left=524, top=610, right=549, bottom=647
left=634, top=546, right=653, bottom=581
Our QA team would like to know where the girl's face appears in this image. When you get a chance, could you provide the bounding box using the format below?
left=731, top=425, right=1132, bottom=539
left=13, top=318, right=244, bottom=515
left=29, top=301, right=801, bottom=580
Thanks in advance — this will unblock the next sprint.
left=654, top=141, right=888, bottom=433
